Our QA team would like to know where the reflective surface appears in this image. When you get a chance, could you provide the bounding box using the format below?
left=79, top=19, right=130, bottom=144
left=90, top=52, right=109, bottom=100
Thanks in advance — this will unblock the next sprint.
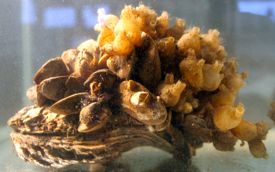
left=0, top=0, right=275, bottom=171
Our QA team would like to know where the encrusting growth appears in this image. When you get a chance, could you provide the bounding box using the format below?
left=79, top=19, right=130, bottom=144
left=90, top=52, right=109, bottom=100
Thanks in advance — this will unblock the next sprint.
left=8, top=4, right=269, bottom=168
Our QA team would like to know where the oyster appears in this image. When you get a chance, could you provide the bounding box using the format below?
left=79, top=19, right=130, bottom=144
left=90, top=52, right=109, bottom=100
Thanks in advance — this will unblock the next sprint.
left=8, top=104, right=181, bottom=168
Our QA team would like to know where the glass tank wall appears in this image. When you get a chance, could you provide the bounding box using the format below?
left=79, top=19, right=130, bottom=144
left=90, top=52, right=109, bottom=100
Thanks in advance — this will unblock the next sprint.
left=1, top=0, right=275, bottom=125
left=0, top=0, right=275, bottom=171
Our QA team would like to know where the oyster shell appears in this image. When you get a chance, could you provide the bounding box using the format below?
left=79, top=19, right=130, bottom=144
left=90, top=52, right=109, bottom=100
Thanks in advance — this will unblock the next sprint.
left=8, top=105, right=179, bottom=168
left=10, top=128, right=173, bottom=168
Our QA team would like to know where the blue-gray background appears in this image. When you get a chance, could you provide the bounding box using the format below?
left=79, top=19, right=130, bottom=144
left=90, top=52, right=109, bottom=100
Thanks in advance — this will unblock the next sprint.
left=0, top=0, right=275, bottom=171
left=1, top=0, right=275, bottom=126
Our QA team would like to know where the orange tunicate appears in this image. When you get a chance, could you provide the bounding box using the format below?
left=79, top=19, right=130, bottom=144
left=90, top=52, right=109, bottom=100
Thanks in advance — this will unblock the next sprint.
left=179, top=50, right=204, bottom=88
left=202, top=61, right=224, bottom=91
left=231, top=120, right=258, bottom=141
left=224, top=73, right=245, bottom=92
left=112, top=31, right=134, bottom=56
left=211, top=85, right=236, bottom=107
left=248, top=140, right=268, bottom=158
left=201, top=29, right=221, bottom=52
left=158, top=79, right=186, bottom=107
left=156, top=11, right=169, bottom=37
left=213, top=104, right=245, bottom=132
left=177, top=27, right=201, bottom=54
left=114, top=19, right=142, bottom=46
left=97, top=27, right=115, bottom=47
